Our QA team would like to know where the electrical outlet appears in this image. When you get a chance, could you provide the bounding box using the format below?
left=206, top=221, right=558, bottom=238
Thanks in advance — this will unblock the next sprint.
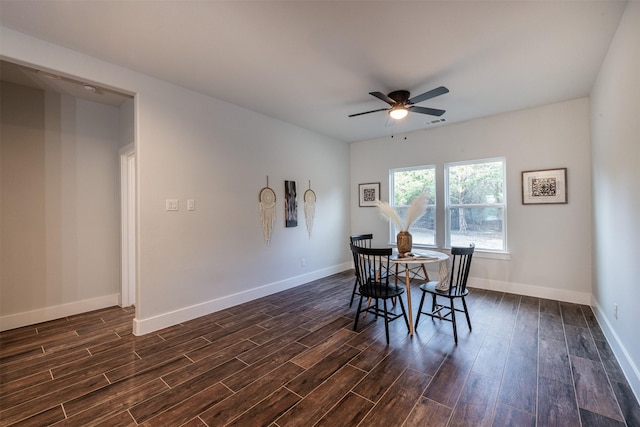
left=165, top=199, right=179, bottom=211
left=301, top=258, right=306, bottom=267
left=614, top=303, right=618, bottom=319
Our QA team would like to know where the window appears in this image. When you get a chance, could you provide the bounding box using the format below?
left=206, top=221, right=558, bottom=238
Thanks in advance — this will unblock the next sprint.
left=390, top=166, right=436, bottom=246
left=445, top=158, right=506, bottom=251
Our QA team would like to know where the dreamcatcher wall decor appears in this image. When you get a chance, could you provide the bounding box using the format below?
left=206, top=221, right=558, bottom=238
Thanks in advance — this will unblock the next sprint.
left=304, top=180, right=316, bottom=238
left=259, top=176, right=276, bottom=246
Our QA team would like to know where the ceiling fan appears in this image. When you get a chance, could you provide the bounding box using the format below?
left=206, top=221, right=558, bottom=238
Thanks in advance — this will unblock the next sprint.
left=349, top=86, right=449, bottom=120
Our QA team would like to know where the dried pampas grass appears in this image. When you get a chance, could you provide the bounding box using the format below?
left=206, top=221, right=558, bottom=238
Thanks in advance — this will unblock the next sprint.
left=376, top=192, right=426, bottom=231
left=375, top=199, right=403, bottom=230
left=404, top=192, right=427, bottom=230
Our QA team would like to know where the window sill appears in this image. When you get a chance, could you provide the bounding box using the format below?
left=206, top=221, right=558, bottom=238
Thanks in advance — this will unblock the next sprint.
left=469, top=250, right=511, bottom=260
left=407, top=244, right=511, bottom=261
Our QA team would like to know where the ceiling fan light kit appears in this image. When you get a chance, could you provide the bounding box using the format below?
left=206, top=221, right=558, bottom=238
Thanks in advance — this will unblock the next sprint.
left=349, top=86, right=449, bottom=122
left=389, top=106, right=408, bottom=120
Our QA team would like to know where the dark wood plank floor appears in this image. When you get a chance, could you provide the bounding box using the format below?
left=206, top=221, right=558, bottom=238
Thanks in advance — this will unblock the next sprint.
left=1, top=270, right=639, bottom=426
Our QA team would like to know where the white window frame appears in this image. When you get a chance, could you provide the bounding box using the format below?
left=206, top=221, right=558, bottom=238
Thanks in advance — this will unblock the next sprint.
left=389, top=165, right=437, bottom=248
left=444, top=157, right=507, bottom=253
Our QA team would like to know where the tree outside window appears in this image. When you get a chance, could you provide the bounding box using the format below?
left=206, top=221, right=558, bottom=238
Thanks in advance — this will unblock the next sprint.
left=390, top=166, right=436, bottom=246
left=445, top=158, right=506, bottom=251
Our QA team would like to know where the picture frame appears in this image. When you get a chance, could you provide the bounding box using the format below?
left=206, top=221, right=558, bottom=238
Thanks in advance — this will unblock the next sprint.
left=285, top=180, right=298, bottom=227
left=359, top=182, right=380, bottom=207
left=522, top=168, right=567, bottom=205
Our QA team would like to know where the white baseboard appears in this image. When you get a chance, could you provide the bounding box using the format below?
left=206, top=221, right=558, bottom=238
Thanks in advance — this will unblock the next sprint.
left=132, top=270, right=590, bottom=337
left=467, top=276, right=591, bottom=305
left=0, top=294, right=120, bottom=332
left=133, top=263, right=352, bottom=336
left=591, top=297, right=640, bottom=403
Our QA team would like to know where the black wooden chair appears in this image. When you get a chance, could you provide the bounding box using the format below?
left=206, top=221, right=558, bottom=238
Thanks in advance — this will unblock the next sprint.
left=349, top=234, right=373, bottom=307
left=350, top=243, right=410, bottom=344
left=414, top=244, right=475, bottom=344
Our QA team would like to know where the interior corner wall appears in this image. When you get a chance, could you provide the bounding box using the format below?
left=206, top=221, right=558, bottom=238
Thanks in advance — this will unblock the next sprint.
left=0, top=27, right=351, bottom=335
left=1, top=82, right=47, bottom=321
left=0, top=81, right=121, bottom=330
left=351, top=98, right=593, bottom=304
left=590, top=1, right=640, bottom=400
left=74, top=98, right=121, bottom=301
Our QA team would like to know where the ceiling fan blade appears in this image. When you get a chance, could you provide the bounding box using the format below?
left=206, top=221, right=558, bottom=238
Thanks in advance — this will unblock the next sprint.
left=407, top=86, right=449, bottom=105
left=348, top=108, right=390, bottom=118
left=409, top=106, right=446, bottom=116
left=369, top=91, right=396, bottom=105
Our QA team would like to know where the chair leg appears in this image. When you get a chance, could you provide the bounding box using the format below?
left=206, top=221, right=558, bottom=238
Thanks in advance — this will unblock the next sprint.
left=353, top=295, right=364, bottom=331
left=415, top=291, right=427, bottom=329
left=450, top=298, right=458, bottom=344
left=383, top=298, right=390, bottom=344
left=350, top=279, right=358, bottom=307
left=398, top=295, right=410, bottom=333
left=462, top=297, right=472, bottom=331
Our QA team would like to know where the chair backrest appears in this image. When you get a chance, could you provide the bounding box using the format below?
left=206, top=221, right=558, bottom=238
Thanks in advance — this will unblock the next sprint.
left=350, top=234, right=373, bottom=248
left=349, top=234, right=373, bottom=279
left=350, top=244, right=393, bottom=297
left=445, top=244, right=475, bottom=296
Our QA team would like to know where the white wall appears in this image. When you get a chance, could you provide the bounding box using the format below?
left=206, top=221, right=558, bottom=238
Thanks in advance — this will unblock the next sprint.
left=1, top=83, right=121, bottom=329
left=590, top=1, right=640, bottom=399
left=119, top=97, right=135, bottom=147
left=135, top=86, right=350, bottom=331
left=74, top=99, right=122, bottom=301
left=351, top=98, right=593, bottom=304
left=1, top=82, right=47, bottom=319
left=0, top=27, right=351, bottom=334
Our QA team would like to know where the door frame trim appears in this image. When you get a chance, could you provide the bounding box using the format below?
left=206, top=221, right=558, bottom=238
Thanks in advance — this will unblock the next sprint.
left=120, top=143, right=136, bottom=308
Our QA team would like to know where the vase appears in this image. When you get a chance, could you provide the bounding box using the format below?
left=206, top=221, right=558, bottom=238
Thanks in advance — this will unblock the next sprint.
left=397, top=231, right=412, bottom=255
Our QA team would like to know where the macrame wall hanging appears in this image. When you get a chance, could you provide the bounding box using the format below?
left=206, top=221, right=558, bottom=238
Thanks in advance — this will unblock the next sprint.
left=259, top=176, right=276, bottom=246
left=303, top=180, right=316, bottom=238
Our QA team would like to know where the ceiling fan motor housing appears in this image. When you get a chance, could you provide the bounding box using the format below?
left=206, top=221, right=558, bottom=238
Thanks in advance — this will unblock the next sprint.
left=388, top=90, right=411, bottom=104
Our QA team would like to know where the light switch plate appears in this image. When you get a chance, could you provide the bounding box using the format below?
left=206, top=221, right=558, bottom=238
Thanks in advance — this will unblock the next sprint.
left=166, top=199, right=179, bottom=211
left=187, top=199, right=195, bottom=211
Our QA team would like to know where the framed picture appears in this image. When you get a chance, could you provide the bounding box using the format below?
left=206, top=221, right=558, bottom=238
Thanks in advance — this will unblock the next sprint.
left=359, top=182, right=380, bottom=207
left=522, top=168, right=567, bottom=205
left=285, top=180, right=297, bottom=227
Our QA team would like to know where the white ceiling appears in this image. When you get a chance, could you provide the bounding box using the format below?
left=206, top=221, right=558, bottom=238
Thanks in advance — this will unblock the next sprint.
left=0, top=1, right=627, bottom=142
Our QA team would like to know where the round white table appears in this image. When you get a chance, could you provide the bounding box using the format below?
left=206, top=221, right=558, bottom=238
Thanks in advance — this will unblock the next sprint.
left=390, top=250, right=449, bottom=335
